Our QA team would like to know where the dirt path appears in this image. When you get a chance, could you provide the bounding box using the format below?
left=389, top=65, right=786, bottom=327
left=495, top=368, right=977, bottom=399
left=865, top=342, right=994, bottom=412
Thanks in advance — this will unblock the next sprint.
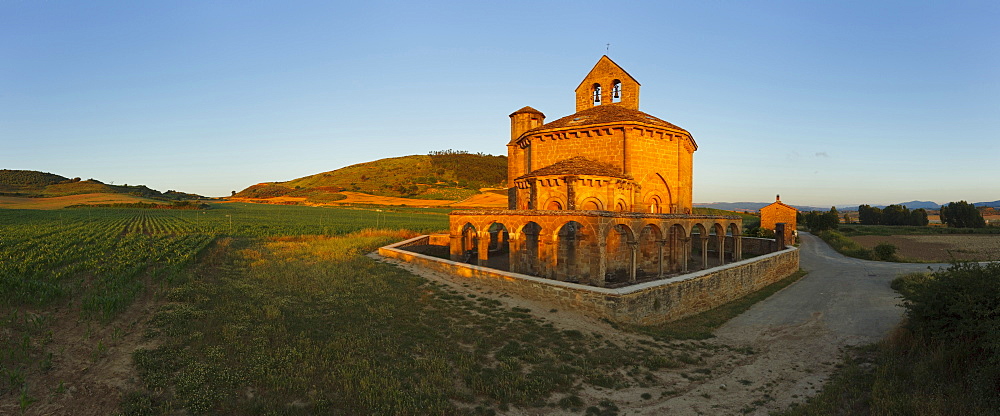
left=378, top=233, right=949, bottom=415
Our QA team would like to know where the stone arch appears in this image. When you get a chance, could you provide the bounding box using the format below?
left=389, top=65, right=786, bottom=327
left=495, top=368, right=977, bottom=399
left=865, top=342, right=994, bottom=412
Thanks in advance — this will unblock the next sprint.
left=727, top=222, right=742, bottom=262
left=647, top=195, right=662, bottom=214
left=637, top=224, right=662, bottom=278
left=712, top=223, right=727, bottom=266
left=515, top=221, right=542, bottom=276
left=592, top=83, right=602, bottom=105
left=580, top=197, right=603, bottom=211
left=555, top=221, right=586, bottom=282
left=640, top=173, right=673, bottom=213
left=667, top=223, right=688, bottom=273
left=615, top=199, right=628, bottom=212
left=544, top=197, right=563, bottom=211
left=460, top=223, right=478, bottom=264
left=690, top=223, right=708, bottom=270
left=612, top=79, right=622, bottom=103
left=486, top=221, right=510, bottom=270
left=605, top=223, right=635, bottom=284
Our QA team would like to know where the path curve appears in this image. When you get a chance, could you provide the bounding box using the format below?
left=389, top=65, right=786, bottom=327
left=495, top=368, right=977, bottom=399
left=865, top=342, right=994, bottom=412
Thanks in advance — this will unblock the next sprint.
left=651, top=232, right=948, bottom=415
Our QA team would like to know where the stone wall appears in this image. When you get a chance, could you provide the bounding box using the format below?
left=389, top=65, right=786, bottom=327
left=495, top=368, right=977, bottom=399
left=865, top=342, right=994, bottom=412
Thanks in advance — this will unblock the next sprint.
left=379, top=235, right=799, bottom=325
left=739, top=237, right=781, bottom=254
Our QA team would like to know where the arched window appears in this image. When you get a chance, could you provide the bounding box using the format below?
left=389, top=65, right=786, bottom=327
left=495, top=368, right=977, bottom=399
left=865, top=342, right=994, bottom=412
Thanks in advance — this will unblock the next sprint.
left=592, top=83, right=602, bottom=105
left=612, top=80, right=622, bottom=103
left=649, top=197, right=661, bottom=214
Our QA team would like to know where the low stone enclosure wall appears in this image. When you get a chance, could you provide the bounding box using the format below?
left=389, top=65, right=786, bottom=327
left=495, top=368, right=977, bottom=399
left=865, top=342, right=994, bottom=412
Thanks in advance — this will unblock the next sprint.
left=380, top=235, right=799, bottom=325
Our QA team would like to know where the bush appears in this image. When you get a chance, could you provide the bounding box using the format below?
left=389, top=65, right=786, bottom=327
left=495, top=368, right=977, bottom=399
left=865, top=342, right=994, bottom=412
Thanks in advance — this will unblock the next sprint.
left=903, top=262, right=1000, bottom=365
left=872, top=243, right=898, bottom=261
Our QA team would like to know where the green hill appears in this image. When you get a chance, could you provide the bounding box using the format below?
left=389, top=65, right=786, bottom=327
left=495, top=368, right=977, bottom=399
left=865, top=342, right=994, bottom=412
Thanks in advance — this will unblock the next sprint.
left=235, top=151, right=507, bottom=202
left=0, top=169, right=203, bottom=200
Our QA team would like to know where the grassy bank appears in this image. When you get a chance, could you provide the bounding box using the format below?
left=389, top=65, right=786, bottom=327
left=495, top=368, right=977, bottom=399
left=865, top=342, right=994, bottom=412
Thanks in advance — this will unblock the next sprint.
left=124, top=230, right=737, bottom=414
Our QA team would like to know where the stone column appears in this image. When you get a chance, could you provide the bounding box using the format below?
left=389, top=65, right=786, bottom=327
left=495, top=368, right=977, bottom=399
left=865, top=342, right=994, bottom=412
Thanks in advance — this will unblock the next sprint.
left=566, top=176, right=577, bottom=210
left=701, top=238, right=709, bottom=269
left=508, top=233, right=521, bottom=274
left=449, top=234, right=462, bottom=261
left=596, top=240, right=607, bottom=287
left=681, top=237, right=691, bottom=273
left=656, top=240, right=667, bottom=277
left=628, top=241, right=638, bottom=283
left=477, top=231, right=489, bottom=266
left=717, top=234, right=725, bottom=266
left=528, top=178, right=538, bottom=210
left=734, top=235, right=742, bottom=261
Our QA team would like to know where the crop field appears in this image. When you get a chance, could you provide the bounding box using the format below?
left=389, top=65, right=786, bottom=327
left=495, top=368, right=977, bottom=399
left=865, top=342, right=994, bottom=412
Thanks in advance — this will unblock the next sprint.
left=0, top=203, right=448, bottom=414
left=850, top=234, right=1000, bottom=262
left=2, top=203, right=754, bottom=415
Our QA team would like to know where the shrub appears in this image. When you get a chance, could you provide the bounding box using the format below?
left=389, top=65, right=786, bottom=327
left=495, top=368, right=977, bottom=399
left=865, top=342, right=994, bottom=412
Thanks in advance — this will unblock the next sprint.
left=902, top=262, right=1000, bottom=365
left=872, top=243, right=898, bottom=261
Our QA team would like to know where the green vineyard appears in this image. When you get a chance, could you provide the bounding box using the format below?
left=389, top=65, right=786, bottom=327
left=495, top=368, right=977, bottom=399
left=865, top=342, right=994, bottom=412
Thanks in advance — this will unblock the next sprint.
left=0, top=203, right=448, bottom=318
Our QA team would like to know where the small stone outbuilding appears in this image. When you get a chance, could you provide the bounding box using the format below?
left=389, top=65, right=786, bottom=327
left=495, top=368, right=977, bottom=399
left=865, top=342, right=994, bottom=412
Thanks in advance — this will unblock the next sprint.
left=760, top=195, right=798, bottom=244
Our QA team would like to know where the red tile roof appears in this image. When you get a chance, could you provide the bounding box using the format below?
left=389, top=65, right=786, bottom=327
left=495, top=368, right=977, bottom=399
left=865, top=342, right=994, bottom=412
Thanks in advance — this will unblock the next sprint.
left=517, top=156, right=632, bottom=180
left=521, top=103, right=688, bottom=137
left=509, top=106, right=545, bottom=117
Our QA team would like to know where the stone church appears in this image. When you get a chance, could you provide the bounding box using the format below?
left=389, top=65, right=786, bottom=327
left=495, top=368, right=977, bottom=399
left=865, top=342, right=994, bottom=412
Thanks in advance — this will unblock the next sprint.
left=507, top=55, right=695, bottom=214
left=447, top=56, right=743, bottom=287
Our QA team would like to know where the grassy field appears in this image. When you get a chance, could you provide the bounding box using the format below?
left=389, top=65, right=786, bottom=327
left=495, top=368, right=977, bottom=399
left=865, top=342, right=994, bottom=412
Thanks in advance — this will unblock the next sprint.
left=4, top=202, right=775, bottom=415
left=0, top=203, right=447, bottom=414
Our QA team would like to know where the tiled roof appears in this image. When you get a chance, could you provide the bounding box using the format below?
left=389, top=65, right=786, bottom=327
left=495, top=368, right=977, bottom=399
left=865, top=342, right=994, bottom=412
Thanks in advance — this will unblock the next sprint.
left=763, top=200, right=798, bottom=211
left=521, top=103, right=688, bottom=137
left=509, top=106, right=545, bottom=117
left=517, top=156, right=632, bottom=180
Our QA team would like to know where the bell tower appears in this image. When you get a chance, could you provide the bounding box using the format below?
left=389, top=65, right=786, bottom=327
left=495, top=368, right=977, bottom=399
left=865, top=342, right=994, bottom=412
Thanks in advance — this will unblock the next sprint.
left=574, top=55, right=640, bottom=112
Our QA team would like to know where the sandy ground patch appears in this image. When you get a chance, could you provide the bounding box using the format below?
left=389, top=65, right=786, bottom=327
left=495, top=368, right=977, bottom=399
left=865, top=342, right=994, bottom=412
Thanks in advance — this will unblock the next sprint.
left=851, top=234, right=1000, bottom=262
left=0, top=193, right=158, bottom=210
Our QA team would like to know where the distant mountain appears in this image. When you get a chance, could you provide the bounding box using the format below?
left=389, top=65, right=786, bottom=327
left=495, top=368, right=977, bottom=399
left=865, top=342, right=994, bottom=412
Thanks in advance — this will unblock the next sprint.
left=0, top=169, right=203, bottom=200
left=882, top=200, right=940, bottom=209
left=235, top=152, right=507, bottom=203
left=974, top=200, right=1000, bottom=208
left=693, top=202, right=825, bottom=212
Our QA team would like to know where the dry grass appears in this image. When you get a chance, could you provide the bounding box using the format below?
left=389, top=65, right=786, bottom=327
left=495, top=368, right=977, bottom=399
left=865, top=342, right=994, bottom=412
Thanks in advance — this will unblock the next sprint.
left=228, top=190, right=507, bottom=209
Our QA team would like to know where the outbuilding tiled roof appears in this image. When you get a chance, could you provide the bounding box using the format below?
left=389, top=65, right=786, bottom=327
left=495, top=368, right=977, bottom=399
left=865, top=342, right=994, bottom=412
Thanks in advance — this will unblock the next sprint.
left=517, top=156, right=632, bottom=180
left=522, top=104, right=688, bottom=137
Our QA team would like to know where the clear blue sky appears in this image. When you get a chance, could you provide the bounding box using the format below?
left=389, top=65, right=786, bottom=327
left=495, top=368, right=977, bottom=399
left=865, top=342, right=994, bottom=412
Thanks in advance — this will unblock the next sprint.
left=2, top=1, right=998, bottom=206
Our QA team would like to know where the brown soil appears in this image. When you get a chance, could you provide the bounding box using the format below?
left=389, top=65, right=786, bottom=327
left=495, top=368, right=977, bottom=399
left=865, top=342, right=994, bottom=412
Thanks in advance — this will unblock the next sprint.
left=0, top=285, right=161, bottom=416
left=851, top=234, right=1000, bottom=262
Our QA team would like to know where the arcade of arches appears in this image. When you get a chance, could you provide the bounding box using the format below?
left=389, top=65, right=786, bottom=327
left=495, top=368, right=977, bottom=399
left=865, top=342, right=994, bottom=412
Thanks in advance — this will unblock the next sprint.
left=449, top=211, right=742, bottom=288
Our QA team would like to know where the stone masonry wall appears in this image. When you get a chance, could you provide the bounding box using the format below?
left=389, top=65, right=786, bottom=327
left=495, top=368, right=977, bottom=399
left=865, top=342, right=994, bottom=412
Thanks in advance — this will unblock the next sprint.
left=380, top=235, right=799, bottom=325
